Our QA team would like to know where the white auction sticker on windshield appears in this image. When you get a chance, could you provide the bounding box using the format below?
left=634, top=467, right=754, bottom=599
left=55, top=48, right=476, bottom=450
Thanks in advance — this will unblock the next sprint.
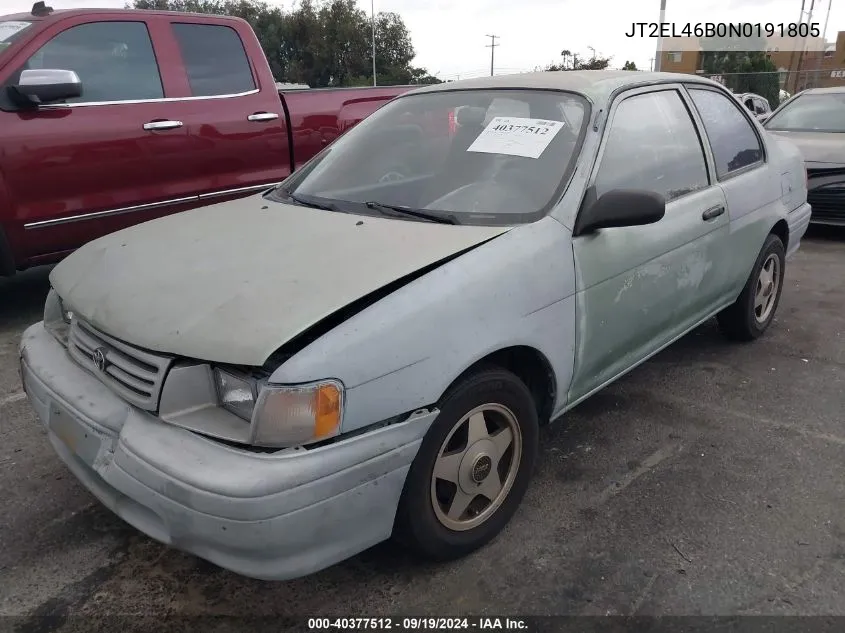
left=466, top=116, right=565, bottom=159
left=0, top=21, right=31, bottom=42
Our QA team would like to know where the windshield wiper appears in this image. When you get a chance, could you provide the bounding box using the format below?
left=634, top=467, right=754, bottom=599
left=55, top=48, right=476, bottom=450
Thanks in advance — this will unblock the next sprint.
left=280, top=189, right=339, bottom=212
left=364, top=201, right=456, bottom=225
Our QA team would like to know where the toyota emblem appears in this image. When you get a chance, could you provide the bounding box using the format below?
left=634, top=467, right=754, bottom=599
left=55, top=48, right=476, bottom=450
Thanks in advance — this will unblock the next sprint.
left=92, top=347, right=108, bottom=372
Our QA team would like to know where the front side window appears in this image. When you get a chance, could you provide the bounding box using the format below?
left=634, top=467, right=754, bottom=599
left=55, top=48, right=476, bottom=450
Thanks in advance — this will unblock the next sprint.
left=594, top=89, right=709, bottom=203
left=0, top=20, right=33, bottom=54
left=765, top=92, right=845, bottom=132
left=273, top=89, right=591, bottom=226
left=688, top=87, right=763, bottom=178
left=17, top=21, right=163, bottom=103
left=171, top=23, right=256, bottom=97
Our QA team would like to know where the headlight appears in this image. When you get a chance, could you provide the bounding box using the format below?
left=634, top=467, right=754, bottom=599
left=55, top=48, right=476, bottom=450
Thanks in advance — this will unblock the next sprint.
left=251, top=380, right=343, bottom=448
left=213, top=368, right=344, bottom=448
left=43, top=289, right=72, bottom=345
left=213, top=368, right=259, bottom=421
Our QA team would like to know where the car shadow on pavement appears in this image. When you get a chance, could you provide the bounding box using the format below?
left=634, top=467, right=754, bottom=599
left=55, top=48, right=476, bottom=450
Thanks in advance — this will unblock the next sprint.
left=804, top=223, right=845, bottom=242
left=0, top=265, right=53, bottom=330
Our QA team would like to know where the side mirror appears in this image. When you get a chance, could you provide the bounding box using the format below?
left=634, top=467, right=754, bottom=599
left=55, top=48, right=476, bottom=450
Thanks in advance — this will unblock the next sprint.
left=758, top=114, right=770, bottom=124
left=573, top=188, right=666, bottom=236
left=9, top=69, right=81, bottom=106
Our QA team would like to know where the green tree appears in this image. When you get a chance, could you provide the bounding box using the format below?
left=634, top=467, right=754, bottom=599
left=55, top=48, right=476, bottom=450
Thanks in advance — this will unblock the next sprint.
left=700, top=24, right=780, bottom=107
left=544, top=48, right=611, bottom=71
left=622, top=60, right=637, bottom=70
left=130, top=0, right=437, bottom=87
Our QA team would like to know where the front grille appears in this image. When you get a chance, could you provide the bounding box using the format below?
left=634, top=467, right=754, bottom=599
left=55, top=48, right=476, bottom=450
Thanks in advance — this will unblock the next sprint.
left=808, top=187, right=845, bottom=224
left=68, top=318, right=173, bottom=411
left=807, top=168, right=845, bottom=224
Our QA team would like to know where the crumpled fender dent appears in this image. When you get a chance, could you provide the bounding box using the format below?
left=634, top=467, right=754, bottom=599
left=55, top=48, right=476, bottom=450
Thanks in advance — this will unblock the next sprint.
left=261, top=229, right=513, bottom=372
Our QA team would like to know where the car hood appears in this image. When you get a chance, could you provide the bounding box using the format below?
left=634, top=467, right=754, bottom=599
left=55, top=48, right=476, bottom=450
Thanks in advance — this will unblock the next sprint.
left=50, top=195, right=510, bottom=366
left=765, top=130, right=845, bottom=165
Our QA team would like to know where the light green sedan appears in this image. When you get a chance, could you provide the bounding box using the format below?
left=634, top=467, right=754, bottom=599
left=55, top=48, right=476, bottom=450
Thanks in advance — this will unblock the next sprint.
left=21, top=70, right=812, bottom=580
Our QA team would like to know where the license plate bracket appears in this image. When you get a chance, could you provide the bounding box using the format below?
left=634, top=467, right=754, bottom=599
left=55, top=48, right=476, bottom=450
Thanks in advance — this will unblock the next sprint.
left=49, top=401, right=101, bottom=467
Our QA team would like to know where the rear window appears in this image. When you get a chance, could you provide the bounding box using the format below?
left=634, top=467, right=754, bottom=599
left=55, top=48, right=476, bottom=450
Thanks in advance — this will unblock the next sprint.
left=170, top=23, right=256, bottom=97
left=0, top=20, right=33, bottom=53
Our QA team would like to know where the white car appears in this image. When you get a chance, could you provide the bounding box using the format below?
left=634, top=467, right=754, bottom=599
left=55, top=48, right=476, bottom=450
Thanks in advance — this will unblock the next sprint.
left=736, top=91, right=773, bottom=121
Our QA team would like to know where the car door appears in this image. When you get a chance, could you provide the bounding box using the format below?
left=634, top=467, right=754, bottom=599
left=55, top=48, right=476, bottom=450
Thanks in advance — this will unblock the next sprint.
left=685, top=86, right=771, bottom=301
left=156, top=18, right=289, bottom=200
left=1, top=16, right=198, bottom=262
left=567, top=86, right=731, bottom=405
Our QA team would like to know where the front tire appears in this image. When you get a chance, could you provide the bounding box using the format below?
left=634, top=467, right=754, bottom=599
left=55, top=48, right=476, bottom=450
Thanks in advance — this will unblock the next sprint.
left=393, top=368, right=539, bottom=561
left=717, top=233, right=786, bottom=341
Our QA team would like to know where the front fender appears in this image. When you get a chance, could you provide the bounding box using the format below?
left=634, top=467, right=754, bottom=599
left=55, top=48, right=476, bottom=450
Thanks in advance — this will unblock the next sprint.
left=269, top=216, right=578, bottom=433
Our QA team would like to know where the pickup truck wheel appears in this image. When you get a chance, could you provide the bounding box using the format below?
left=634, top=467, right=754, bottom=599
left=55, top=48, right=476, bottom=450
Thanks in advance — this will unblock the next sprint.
left=393, top=368, right=538, bottom=561
left=717, top=233, right=785, bottom=341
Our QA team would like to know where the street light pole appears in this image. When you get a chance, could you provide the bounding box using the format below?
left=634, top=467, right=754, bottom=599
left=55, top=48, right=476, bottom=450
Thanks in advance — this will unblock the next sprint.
left=654, top=0, right=666, bottom=72
left=371, top=0, right=377, bottom=86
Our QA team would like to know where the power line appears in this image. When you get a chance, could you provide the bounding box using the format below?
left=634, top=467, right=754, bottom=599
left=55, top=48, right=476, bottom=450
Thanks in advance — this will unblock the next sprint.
left=485, top=34, right=500, bottom=77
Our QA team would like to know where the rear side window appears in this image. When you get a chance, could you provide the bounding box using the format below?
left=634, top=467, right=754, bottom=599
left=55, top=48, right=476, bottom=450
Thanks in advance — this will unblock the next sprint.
left=171, top=23, right=256, bottom=97
left=16, top=21, right=163, bottom=103
left=688, top=88, right=763, bottom=179
left=595, top=89, right=709, bottom=203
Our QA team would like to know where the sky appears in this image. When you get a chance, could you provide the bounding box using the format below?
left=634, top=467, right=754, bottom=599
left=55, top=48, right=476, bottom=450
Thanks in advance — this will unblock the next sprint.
left=4, top=0, right=845, bottom=78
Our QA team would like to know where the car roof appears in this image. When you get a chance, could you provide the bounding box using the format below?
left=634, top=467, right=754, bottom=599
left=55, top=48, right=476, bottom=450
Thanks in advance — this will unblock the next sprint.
left=407, top=70, right=726, bottom=104
left=800, top=85, right=845, bottom=95
left=1, top=8, right=243, bottom=21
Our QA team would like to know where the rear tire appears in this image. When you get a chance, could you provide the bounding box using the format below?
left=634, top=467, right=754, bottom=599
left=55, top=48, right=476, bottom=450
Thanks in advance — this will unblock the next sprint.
left=393, top=368, right=539, bottom=561
left=717, top=233, right=785, bottom=341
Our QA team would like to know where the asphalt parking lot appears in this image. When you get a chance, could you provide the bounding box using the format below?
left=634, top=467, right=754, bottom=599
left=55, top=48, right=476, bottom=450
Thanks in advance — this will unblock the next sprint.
left=1, top=227, right=844, bottom=630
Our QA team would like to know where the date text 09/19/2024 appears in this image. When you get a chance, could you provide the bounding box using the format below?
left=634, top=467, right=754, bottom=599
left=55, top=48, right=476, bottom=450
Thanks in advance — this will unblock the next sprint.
left=307, top=618, right=530, bottom=631
left=625, top=22, right=821, bottom=39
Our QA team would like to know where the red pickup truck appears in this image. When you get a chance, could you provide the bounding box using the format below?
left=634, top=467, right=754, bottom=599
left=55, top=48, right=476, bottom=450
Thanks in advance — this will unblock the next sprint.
left=0, top=4, right=413, bottom=276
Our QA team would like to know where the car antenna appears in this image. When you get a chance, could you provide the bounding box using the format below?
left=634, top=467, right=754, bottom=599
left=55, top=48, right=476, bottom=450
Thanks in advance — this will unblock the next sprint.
left=31, top=1, right=54, bottom=16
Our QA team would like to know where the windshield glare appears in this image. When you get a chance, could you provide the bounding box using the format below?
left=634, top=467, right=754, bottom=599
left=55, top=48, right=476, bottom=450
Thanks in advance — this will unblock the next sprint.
left=765, top=92, right=845, bottom=132
left=0, top=20, right=33, bottom=53
left=277, top=89, right=590, bottom=225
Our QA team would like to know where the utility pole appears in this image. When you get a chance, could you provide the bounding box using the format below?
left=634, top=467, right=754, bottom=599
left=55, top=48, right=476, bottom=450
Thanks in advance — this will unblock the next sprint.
left=822, top=0, right=832, bottom=43
left=654, top=0, right=667, bottom=71
left=371, top=0, right=377, bottom=86
left=797, top=0, right=816, bottom=89
left=788, top=0, right=819, bottom=92
left=486, top=34, right=499, bottom=76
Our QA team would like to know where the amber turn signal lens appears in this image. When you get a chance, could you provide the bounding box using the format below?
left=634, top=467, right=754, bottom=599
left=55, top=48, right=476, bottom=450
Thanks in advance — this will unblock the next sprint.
left=315, top=383, right=341, bottom=438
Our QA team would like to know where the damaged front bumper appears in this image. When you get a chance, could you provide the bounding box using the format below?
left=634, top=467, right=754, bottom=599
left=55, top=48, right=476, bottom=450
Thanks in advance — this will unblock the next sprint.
left=19, top=322, right=437, bottom=581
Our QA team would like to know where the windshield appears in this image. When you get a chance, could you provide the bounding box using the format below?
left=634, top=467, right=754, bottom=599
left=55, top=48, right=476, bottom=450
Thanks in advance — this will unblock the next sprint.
left=765, top=92, right=845, bottom=132
left=272, top=89, right=590, bottom=225
left=0, top=20, right=33, bottom=53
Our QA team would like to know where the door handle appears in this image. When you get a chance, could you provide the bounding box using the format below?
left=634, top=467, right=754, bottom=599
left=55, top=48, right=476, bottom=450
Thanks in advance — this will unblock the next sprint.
left=702, top=205, right=725, bottom=221
left=143, top=120, right=183, bottom=131
left=247, top=112, right=280, bottom=122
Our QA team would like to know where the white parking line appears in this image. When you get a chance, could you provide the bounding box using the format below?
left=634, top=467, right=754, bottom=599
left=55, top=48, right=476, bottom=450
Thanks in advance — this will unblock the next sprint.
left=0, top=392, right=26, bottom=406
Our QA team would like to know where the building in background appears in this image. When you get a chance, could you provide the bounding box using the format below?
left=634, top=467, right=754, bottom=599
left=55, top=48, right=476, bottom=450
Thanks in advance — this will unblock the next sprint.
left=658, top=31, right=845, bottom=94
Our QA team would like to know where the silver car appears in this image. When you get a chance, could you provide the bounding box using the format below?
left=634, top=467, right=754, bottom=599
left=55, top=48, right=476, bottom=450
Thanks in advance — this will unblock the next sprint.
left=764, top=86, right=845, bottom=226
left=20, top=71, right=811, bottom=581
left=736, top=91, right=773, bottom=121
